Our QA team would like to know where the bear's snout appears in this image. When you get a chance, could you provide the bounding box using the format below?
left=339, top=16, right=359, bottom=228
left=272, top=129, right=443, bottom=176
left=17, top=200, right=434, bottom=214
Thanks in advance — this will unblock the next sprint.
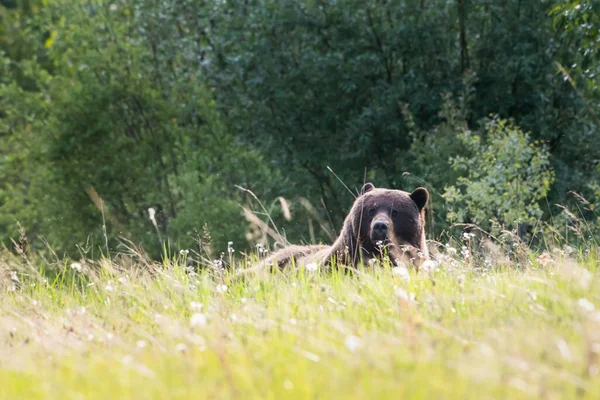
left=371, top=220, right=390, bottom=242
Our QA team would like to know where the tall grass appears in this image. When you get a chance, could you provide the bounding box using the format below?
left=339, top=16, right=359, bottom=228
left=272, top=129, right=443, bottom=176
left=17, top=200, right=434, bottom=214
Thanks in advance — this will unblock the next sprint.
left=0, top=245, right=599, bottom=399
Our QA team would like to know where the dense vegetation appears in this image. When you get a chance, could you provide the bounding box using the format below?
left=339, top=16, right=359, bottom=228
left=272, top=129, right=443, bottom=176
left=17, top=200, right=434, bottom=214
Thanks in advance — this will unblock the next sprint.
left=0, top=250, right=598, bottom=399
left=1, top=0, right=599, bottom=258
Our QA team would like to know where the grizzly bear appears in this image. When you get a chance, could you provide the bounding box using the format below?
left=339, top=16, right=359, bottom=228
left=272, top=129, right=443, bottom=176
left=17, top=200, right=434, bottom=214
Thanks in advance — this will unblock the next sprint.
left=260, top=183, right=429, bottom=270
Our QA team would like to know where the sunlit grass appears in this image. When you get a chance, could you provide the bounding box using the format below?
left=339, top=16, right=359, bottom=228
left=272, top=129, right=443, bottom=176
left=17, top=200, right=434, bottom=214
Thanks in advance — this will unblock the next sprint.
left=1, top=251, right=599, bottom=399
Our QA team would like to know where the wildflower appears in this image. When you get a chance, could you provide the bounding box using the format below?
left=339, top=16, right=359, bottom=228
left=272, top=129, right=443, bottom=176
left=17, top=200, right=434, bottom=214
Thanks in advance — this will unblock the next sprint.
left=118, top=276, right=128, bottom=285
left=305, top=262, right=318, bottom=272
left=213, top=259, right=223, bottom=268
left=344, top=335, right=362, bottom=352
left=175, top=343, right=187, bottom=353
left=136, top=340, right=147, bottom=349
left=394, top=286, right=409, bottom=301
left=190, top=301, right=203, bottom=310
left=564, top=246, right=574, bottom=255
left=216, top=284, right=228, bottom=293
left=461, top=246, right=470, bottom=259
left=190, top=313, right=207, bottom=328
left=578, top=298, right=595, bottom=313
left=227, top=241, right=235, bottom=254
left=421, top=259, right=438, bottom=272
left=105, top=281, right=115, bottom=292
left=391, top=265, right=410, bottom=283
left=256, top=243, right=266, bottom=254
left=70, top=262, right=82, bottom=272
left=446, top=246, right=458, bottom=256
left=180, top=249, right=189, bottom=256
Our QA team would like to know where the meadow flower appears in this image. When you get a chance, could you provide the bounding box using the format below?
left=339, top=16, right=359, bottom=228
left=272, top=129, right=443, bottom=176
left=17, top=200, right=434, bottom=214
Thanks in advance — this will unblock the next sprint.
left=445, top=246, right=458, bottom=256
left=305, top=262, right=318, bottom=272
left=227, top=241, right=235, bottom=254
left=136, top=340, right=147, bottom=349
left=190, top=313, right=207, bottom=328
left=175, top=343, right=187, bottom=353
left=564, top=246, right=574, bottom=255
left=180, top=249, right=189, bottom=256
left=461, top=246, right=470, bottom=259
left=391, top=265, right=410, bottom=283
left=421, top=259, right=438, bottom=272
left=344, top=335, right=362, bottom=352
left=578, top=298, right=595, bottom=313
left=190, top=301, right=203, bottom=310
left=70, top=262, right=82, bottom=272
left=216, top=284, right=228, bottom=293
left=394, top=286, right=410, bottom=301
left=105, top=281, right=115, bottom=292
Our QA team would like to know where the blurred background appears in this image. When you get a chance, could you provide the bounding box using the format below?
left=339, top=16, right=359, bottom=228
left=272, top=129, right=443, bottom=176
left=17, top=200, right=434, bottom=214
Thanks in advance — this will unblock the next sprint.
left=0, top=0, right=598, bottom=259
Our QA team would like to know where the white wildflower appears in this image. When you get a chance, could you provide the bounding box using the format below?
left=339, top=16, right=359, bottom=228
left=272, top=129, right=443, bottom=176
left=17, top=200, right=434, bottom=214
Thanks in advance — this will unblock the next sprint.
left=190, top=301, right=203, bottom=310
left=578, top=298, right=595, bottom=313
left=305, top=262, right=318, bottom=272
left=70, top=262, right=82, bottom=272
left=564, top=246, right=574, bottom=255
left=190, top=313, right=207, bottom=328
left=344, top=335, right=362, bottom=352
left=175, top=343, right=187, bottom=353
left=105, top=281, right=114, bottom=292
left=136, top=340, right=147, bottom=349
left=216, top=284, right=228, bottom=294
left=391, top=265, right=410, bottom=283
left=394, top=286, right=409, bottom=301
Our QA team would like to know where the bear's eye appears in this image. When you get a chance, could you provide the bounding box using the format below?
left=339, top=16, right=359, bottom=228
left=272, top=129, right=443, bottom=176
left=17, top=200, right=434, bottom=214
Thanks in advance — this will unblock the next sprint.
left=368, top=208, right=375, bottom=217
left=391, top=210, right=398, bottom=217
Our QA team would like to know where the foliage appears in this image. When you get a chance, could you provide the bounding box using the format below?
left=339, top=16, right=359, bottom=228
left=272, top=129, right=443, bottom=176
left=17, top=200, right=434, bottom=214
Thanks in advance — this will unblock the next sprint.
left=0, top=0, right=276, bottom=257
left=1, top=0, right=600, bottom=256
left=442, top=118, right=554, bottom=234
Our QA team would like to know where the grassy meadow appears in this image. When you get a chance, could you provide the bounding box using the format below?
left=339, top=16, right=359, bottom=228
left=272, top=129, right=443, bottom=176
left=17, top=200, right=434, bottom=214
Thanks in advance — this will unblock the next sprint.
left=1, top=244, right=599, bottom=400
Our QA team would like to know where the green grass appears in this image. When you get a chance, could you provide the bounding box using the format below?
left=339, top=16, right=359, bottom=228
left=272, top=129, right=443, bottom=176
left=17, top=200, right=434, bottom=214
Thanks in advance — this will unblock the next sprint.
left=1, top=251, right=599, bottom=399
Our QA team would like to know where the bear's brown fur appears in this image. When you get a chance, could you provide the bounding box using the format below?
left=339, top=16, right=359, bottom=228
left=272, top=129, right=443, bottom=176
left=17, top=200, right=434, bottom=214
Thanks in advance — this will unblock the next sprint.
left=261, top=183, right=429, bottom=270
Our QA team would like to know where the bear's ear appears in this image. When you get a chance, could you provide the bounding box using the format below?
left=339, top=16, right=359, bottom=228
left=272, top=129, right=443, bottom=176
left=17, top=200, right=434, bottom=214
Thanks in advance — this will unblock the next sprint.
left=361, top=182, right=375, bottom=195
left=409, top=187, right=429, bottom=211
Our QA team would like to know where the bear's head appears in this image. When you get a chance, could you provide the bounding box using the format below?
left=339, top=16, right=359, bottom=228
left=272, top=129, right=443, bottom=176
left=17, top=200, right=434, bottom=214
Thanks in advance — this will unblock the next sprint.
left=330, top=182, right=429, bottom=266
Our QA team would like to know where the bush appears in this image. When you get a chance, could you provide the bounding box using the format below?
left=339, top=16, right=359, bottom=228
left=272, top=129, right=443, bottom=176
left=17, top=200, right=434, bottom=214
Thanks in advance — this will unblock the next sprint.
left=442, top=117, right=554, bottom=234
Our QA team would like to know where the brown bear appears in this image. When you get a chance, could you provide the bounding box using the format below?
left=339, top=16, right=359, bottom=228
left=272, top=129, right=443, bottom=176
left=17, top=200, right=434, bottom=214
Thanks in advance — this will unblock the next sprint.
left=259, top=183, right=429, bottom=270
